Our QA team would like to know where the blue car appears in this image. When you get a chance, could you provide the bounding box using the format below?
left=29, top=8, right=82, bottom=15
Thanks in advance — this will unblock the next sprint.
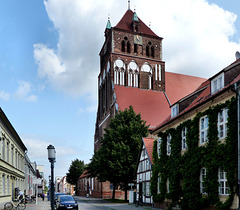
left=56, top=195, right=78, bottom=210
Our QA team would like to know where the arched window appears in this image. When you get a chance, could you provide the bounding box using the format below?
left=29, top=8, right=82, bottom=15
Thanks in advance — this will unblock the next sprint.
left=121, top=41, right=125, bottom=52
left=128, top=61, right=139, bottom=88
left=127, top=41, right=131, bottom=53
left=141, top=62, right=152, bottom=89
left=114, top=59, right=125, bottom=85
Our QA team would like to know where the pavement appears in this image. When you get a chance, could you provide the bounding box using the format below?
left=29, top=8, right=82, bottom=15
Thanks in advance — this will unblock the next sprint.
left=23, top=196, right=161, bottom=210
left=25, top=197, right=51, bottom=210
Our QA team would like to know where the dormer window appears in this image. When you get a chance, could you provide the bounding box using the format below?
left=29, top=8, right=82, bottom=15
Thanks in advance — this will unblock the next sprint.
left=211, top=73, right=224, bottom=94
left=171, top=104, right=179, bottom=118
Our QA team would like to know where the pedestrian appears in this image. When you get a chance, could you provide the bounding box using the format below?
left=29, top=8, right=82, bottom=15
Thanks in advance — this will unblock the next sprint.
left=18, top=189, right=24, bottom=201
left=42, top=193, right=45, bottom=201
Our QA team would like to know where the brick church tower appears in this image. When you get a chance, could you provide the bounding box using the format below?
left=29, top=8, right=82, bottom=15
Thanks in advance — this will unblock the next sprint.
left=77, top=3, right=206, bottom=199
left=95, top=7, right=165, bottom=152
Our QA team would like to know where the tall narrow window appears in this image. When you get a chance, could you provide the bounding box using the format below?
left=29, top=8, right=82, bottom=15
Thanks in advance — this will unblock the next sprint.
left=2, top=174, right=5, bottom=195
left=121, top=40, right=125, bottom=52
left=200, top=116, right=209, bottom=144
left=146, top=45, right=150, bottom=57
left=182, top=127, right=187, bottom=150
left=219, top=168, right=229, bottom=195
left=11, top=146, right=14, bottom=165
left=2, top=138, right=5, bottom=161
left=148, top=74, right=152, bottom=89
left=157, top=175, right=161, bottom=194
left=157, top=138, right=162, bottom=158
left=127, top=41, right=131, bottom=53
left=218, top=108, right=228, bottom=139
left=167, top=134, right=171, bottom=155
left=159, top=65, right=162, bottom=81
left=151, top=46, right=155, bottom=57
left=6, top=142, right=9, bottom=163
left=200, top=168, right=206, bottom=194
left=7, top=176, right=9, bottom=195
left=134, top=44, right=138, bottom=53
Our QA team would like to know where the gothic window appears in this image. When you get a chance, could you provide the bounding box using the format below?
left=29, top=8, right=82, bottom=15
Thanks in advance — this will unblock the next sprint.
left=128, top=61, right=139, bottom=88
left=114, top=59, right=125, bottom=86
left=127, top=41, right=131, bottom=53
left=141, top=62, right=152, bottom=89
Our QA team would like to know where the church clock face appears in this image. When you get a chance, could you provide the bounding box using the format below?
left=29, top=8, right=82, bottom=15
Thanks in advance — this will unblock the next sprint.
left=134, top=35, right=142, bottom=45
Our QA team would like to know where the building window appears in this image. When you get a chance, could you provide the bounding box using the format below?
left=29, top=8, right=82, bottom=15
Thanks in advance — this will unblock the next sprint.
left=157, top=138, right=162, bottom=158
left=11, top=146, right=14, bottom=165
left=114, top=59, right=125, bottom=85
left=146, top=45, right=150, bottom=57
left=157, top=175, right=161, bottom=194
left=151, top=46, right=155, bottom=58
left=200, top=168, right=206, bottom=194
left=218, top=108, right=228, bottom=139
left=167, top=134, right=171, bottom=155
left=200, top=115, right=209, bottom=144
left=2, top=174, right=5, bottom=195
left=211, top=73, right=224, bottom=94
left=2, top=138, right=5, bottom=160
left=145, top=182, right=150, bottom=196
left=128, top=61, right=139, bottom=88
left=182, top=127, right=187, bottom=150
left=171, top=104, right=179, bottom=118
left=6, top=142, right=9, bottom=163
left=127, top=41, right=131, bottom=53
left=121, top=40, right=125, bottom=52
left=148, top=73, right=152, bottom=89
left=7, top=176, right=9, bottom=195
left=219, top=168, right=229, bottom=195
left=134, top=44, right=138, bottom=53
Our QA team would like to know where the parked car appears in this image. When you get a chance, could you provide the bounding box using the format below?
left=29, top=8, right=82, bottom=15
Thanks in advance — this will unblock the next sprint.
left=54, top=192, right=66, bottom=205
left=56, top=195, right=78, bottom=210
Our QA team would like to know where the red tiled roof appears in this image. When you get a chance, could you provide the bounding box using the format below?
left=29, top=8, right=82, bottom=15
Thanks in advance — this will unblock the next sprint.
left=79, top=170, right=88, bottom=179
left=165, top=72, right=207, bottom=105
left=114, top=10, right=160, bottom=38
left=143, top=138, right=154, bottom=165
left=153, top=60, right=240, bottom=132
left=114, top=72, right=206, bottom=129
left=115, top=86, right=170, bottom=129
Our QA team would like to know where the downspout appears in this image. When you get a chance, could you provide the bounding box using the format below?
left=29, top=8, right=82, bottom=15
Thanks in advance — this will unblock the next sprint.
left=235, top=82, right=240, bottom=210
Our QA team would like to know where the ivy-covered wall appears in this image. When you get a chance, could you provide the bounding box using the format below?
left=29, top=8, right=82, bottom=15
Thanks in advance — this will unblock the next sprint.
left=151, top=97, right=238, bottom=210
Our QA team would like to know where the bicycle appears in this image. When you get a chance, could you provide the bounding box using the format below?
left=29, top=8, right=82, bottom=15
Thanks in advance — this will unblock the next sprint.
left=4, top=198, right=26, bottom=210
left=135, top=199, right=143, bottom=207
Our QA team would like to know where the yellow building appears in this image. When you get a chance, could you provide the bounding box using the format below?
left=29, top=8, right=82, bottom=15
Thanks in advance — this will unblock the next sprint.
left=0, top=108, right=27, bottom=208
left=151, top=57, right=240, bottom=209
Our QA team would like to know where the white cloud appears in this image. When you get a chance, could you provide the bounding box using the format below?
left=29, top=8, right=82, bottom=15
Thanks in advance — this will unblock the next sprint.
left=33, top=0, right=240, bottom=99
left=14, top=81, right=37, bottom=102
left=23, top=136, right=90, bottom=178
left=136, top=0, right=240, bottom=77
left=0, top=90, right=10, bottom=101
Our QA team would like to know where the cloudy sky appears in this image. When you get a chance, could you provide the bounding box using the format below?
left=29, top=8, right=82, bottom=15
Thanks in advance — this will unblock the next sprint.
left=0, top=0, right=239, bottom=181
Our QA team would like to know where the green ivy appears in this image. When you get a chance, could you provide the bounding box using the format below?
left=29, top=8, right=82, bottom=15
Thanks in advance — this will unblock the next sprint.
left=151, top=97, right=237, bottom=210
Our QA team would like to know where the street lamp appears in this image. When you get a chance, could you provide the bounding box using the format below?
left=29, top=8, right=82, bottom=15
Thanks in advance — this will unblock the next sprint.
left=47, top=145, right=56, bottom=210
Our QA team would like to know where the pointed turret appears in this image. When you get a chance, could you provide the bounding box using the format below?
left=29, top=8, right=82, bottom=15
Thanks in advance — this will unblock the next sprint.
left=105, top=17, right=111, bottom=38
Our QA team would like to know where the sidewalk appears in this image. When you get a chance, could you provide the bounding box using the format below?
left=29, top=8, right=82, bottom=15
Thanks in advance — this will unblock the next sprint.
left=26, top=197, right=50, bottom=210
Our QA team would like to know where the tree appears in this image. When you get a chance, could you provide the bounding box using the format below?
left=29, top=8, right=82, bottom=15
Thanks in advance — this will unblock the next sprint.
left=87, top=106, right=149, bottom=200
left=66, top=159, right=85, bottom=195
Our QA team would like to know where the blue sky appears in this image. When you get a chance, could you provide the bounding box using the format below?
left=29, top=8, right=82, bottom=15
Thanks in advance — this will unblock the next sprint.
left=0, top=0, right=239, bottom=180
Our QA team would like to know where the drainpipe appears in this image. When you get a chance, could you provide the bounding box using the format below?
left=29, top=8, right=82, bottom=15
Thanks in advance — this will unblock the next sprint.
left=235, top=82, right=240, bottom=210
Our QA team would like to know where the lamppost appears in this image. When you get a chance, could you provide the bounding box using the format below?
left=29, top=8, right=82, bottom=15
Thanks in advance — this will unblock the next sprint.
left=47, top=145, right=56, bottom=210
